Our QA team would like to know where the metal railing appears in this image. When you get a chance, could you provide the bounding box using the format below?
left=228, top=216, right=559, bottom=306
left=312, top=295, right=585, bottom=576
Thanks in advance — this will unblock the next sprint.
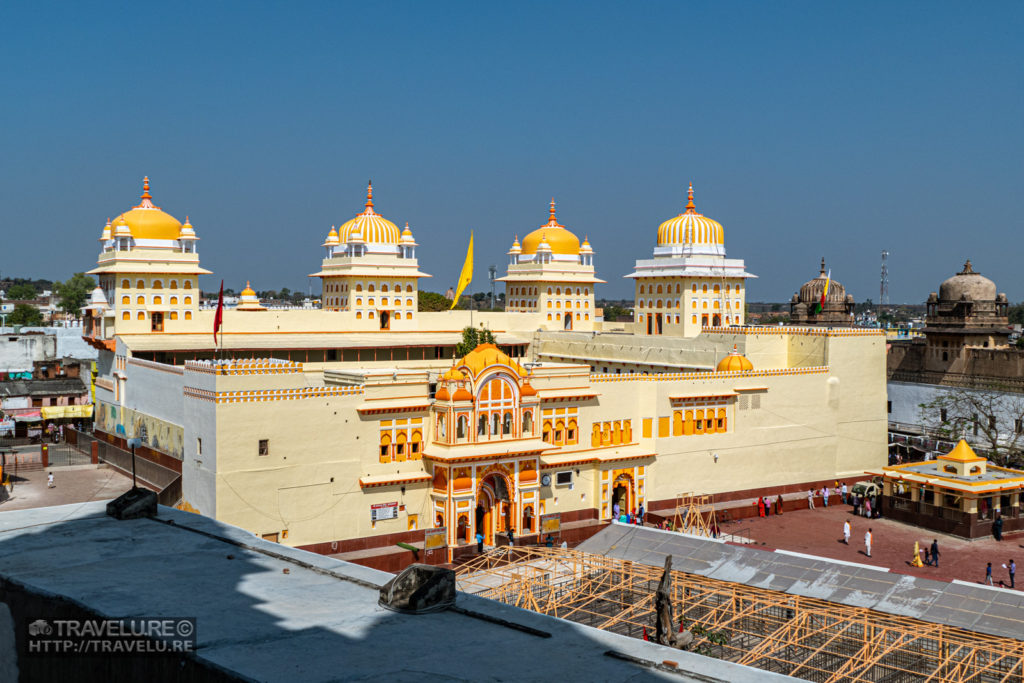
left=65, top=428, right=182, bottom=506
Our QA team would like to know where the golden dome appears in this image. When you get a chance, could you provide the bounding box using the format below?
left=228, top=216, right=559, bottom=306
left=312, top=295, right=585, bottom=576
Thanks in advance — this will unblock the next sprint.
left=580, top=236, right=593, bottom=253
left=240, top=281, right=257, bottom=297
left=99, top=219, right=112, bottom=241
left=323, top=226, right=340, bottom=247
left=441, top=367, right=466, bottom=381
left=456, top=343, right=528, bottom=378
left=452, top=387, right=474, bottom=402
left=520, top=381, right=537, bottom=397
left=110, top=177, right=185, bottom=241
left=434, top=386, right=451, bottom=401
left=657, top=183, right=725, bottom=247
left=337, top=181, right=401, bottom=245
left=508, top=235, right=522, bottom=254
left=716, top=345, right=753, bottom=372
left=521, top=199, right=581, bottom=255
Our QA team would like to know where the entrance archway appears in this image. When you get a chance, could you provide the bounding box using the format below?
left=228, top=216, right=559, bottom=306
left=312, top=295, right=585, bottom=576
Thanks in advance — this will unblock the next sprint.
left=563, top=312, right=572, bottom=330
left=476, top=472, right=513, bottom=546
left=712, top=314, right=721, bottom=326
left=612, top=473, right=633, bottom=518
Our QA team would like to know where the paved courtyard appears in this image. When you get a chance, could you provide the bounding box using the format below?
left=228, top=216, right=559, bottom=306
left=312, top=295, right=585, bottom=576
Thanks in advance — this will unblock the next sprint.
left=0, top=465, right=135, bottom=512
left=722, top=501, right=1024, bottom=589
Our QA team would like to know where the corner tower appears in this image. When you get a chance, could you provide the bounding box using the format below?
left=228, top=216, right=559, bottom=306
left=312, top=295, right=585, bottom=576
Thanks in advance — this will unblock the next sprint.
left=311, top=182, right=431, bottom=330
left=86, top=177, right=211, bottom=341
left=625, top=183, right=755, bottom=337
left=498, top=199, right=604, bottom=331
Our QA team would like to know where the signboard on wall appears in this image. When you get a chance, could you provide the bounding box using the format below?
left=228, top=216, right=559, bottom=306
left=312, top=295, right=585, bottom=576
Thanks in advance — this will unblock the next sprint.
left=425, top=527, right=447, bottom=551
left=370, top=501, right=398, bottom=522
left=540, top=512, right=561, bottom=534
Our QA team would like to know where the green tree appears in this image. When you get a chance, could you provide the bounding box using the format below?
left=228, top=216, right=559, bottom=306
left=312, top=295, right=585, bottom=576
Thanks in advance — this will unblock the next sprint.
left=1009, top=303, right=1024, bottom=326
left=455, top=326, right=496, bottom=356
left=4, top=283, right=37, bottom=300
left=919, top=387, right=1024, bottom=466
left=7, top=304, right=43, bottom=326
left=54, top=272, right=95, bottom=315
left=418, top=291, right=452, bottom=312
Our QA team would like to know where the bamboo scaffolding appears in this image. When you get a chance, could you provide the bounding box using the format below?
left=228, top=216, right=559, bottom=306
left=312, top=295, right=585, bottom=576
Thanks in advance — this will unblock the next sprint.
left=455, top=546, right=1024, bottom=683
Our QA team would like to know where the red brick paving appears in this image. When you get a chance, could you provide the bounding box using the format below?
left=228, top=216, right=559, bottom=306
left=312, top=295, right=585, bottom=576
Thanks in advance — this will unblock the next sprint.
left=723, top=501, right=1024, bottom=589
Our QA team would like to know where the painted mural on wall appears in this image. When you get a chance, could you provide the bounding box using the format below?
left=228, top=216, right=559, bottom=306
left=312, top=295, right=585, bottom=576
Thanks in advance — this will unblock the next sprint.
left=95, top=402, right=184, bottom=459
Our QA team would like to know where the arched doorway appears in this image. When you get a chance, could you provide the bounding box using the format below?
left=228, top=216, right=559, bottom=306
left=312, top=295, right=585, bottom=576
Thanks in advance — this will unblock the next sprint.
left=712, top=314, right=721, bottom=326
left=612, top=473, right=633, bottom=518
left=379, top=310, right=390, bottom=330
left=476, top=472, right=513, bottom=546
left=563, top=312, right=572, bottom=330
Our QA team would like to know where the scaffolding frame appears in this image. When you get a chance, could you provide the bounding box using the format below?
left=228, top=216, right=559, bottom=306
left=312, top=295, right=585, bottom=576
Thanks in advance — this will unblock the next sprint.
left=671, top=491, right=717, bottom=537
left=456, top=547, right=1024, bottom=682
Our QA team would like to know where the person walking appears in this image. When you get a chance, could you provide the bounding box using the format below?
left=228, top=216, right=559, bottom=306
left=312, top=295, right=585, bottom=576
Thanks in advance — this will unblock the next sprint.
left=823, top=487, right=830, bottom=508
left=986, top=562, right=994, bottom=585
left=776, top=494, right=784, bottom=515
left=507, top=527, right=515, bottom=547
left=930, top=540, right=940, bottom=568
left=1010, top=559, right=1016, bottom=589
left=47, top=472, right=54, bottom=488
left=864, top=497, right=872, bottom=519
left=758, top=497, right=765, bottom=518
left=993, top=514, right=1004, bottom=541
left=808, top=489, right=815, bottom=510
left=843, top=519, right=851, bottom=545
left=475, top=531, right=484, bottom=553
left=841, top=482, right=848, bottom=504
left=864, top=528, right=873, bottom=558
left=638, top=503, right=645, bottom=526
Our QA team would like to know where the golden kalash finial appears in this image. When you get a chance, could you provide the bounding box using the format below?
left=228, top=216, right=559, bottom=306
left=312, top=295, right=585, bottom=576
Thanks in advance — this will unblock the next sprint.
left=685, top=182, right=696, bottom=212
left=141, top=176, right=152, bottom=201
left=549, top=198, right=557, bottom=224
left=365, top=180, right=374, bottom=211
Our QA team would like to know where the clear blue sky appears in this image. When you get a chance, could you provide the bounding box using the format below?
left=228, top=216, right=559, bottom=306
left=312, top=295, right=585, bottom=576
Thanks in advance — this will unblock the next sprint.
left=1, top=2, right=1021, bottom=303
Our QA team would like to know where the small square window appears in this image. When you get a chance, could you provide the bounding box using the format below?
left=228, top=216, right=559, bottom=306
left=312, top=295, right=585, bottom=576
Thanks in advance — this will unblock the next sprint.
left=258, top=439, right=269, bottom=456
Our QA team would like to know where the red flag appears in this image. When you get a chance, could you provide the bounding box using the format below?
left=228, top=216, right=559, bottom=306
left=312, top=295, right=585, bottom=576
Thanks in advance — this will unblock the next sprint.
left=679, top=619, right=685, bottom=633
left=642, top=626, right=649, bottom=641
left=213, top=280, right=224, bottom=345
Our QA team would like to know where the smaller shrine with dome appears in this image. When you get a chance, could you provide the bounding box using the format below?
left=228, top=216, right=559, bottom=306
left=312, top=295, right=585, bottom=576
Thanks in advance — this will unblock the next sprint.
left=789, top=258, right=855, bottom=327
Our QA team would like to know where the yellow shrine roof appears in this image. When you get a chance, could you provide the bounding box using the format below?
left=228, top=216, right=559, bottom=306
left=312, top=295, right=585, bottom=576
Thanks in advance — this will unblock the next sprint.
left=939, top=439, right=985, bottom=463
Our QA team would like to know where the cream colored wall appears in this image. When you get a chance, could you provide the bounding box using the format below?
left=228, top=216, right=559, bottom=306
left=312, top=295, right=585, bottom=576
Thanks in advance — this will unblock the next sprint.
left=634, top=277, right=746, bottom=337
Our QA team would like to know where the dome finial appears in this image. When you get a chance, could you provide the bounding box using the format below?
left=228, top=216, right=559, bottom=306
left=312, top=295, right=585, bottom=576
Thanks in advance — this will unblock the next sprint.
left=141, top=176, right=151, bottom=201
left=549, top=197, right=557, bottom=224
left=820, top=256, right=826, bottom=275
left=365, top=180, right=374, bottom=211
left=685, top=182, right=695, bottom=212
left=962, top=259, right=974, bottom=274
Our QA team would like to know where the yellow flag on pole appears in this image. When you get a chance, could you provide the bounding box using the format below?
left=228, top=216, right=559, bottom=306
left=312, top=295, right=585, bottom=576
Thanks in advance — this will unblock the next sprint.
left=451, top=231, right=474, bottom=309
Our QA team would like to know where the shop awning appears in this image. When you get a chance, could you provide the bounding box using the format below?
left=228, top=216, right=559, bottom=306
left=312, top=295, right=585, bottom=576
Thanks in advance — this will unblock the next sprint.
left=39, top=405, right=94, bottom=419
left=12, top=410, right=42, bottom=422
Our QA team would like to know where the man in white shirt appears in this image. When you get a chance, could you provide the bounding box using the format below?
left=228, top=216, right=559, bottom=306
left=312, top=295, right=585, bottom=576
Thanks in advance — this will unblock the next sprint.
left=865, top=528, right=873, bottom=558
left=843, top=519, right=851, bottom=545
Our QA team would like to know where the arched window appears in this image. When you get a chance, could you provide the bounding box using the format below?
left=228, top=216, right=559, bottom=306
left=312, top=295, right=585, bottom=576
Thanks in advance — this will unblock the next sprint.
left=491, top=413, right=500, bottom=435
left=547, top=287, right=552, bottom=295
left=152, top=280, right=163, bottom=289
left=382, top=284, right=388, bottom=292
left=183, top=280, right=193, bottom=290
left=592, top=423, right=601, bottom=447
left=121, top=279, right=130, bottom=289
left=437, top=415, right=447, bottom=440
left=457, top=415, right=468, bottom=439
left=170, top=296, right=178, bottom=304
left=406, top=285, right=413, bottom=292
left=702, top=284, right=708, bottom=293
left=184, top=296, right=192, bottom=305
left=522, top=505, right=535, bottom=533
left=543, top=420, right=552, bottom=443
left=567, top=419, right=577, bottom=444
left=121, top=295, right=130, bottom=305
left=153, top=296, right=162, bottom=305
left=136, top=280, right=145, bottom=289
left=368, top=284, right=375, bottom=292
left=122, top=311, right=130, bottom=320
left=185, top=311, right=192, bottom=320
left=136, top=295, right=145, bottom=305
left=478, top=414, right=487, bottom=437
left=657, top=285, right=663, bottom=294
left=395, top=432, right=407, bottom=461
left=356, top=284, right=363, bottom=292
left=522, top=411, right=533, bottom=434
left=555, top=420, right=565, bottom=444
left=170, top=280, right=178, bottom=289
left=673, top=411, right=683, bottom=436
left=503, top=412, right=513, bottom=435
left=137, top=311, right=145, bottom=320
left=379, top=433, right=392, bottom=462
left=410, top=430, right=422, bottom=458
left=169, top=312, right=178, bottom=320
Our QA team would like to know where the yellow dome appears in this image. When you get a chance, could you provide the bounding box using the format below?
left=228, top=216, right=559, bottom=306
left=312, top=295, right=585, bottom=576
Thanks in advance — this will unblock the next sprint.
left=456, top=343, right=527, bottom=378
left=337, top=181, right=400, bottom=245
left=441, top=367, right=465, bottom=381
left=240, top=281, right=257, bottom=297
left=434, top=386, right=451, bottom=401
left=716, top=345, right=753, bottom=372
left=110, top=177, right=185, bottom=241
left=520, top=199, right=580, bottom=256
left=657, top=183, right=725, bottom=247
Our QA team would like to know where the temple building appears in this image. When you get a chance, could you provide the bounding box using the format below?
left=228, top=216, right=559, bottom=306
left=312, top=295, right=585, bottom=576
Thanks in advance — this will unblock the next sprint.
left=789, top=258, right=855, bottom=326
left=86, top=177, right=210, bottom=341
left=498, top=200, right=603, bottom=331
left=626, top=183, right=755, bottom=337
left=310, top=182, right=430, bottom=330
left=873, top=439, right=1024, bottom=538
left=80, top=176, right=887, bottom=568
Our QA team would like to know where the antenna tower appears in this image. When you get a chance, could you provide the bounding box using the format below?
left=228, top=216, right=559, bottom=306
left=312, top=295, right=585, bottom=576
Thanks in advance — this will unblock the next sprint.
left=880, top=250, right=889, bottom=306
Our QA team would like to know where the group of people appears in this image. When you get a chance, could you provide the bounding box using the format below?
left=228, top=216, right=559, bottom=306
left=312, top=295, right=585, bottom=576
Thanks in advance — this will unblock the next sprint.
left=842, top=519, right=874, bottom=557
left=612, top=502, right=645, bottom=526
left=755, top=494, right=784, bottom=517
left=985, top=560, right=1016, bottom=588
